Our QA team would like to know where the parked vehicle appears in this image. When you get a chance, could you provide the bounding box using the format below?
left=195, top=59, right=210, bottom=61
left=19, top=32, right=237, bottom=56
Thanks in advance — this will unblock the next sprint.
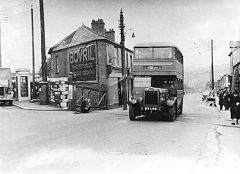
left=0, top=68, right=13, bottom=106
left=128, top=42, right=184, bottom=121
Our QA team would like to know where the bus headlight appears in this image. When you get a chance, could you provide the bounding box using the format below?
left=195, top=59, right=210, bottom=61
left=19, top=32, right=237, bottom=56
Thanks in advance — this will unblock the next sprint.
left=129, top=96, right=137, bottom=104
left=160, top=97, right=165, bottom=102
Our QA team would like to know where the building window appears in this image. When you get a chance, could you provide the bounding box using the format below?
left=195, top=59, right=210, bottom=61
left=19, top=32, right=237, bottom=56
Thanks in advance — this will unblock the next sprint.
left=106, top=44, right=112, bottom=65
left=114, top=47, right=118, bottom=67
left=130, top=55, right=133, bottom=70
left=118, top=48, right=122, bottom=67
left=126, top=52, right=129, bottom=68
left=56, top=55, right=59, bottom=74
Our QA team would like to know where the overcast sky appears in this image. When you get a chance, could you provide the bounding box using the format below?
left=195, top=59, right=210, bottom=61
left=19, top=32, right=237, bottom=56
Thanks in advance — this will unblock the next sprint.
left=1, top=0, right=240, bottom=72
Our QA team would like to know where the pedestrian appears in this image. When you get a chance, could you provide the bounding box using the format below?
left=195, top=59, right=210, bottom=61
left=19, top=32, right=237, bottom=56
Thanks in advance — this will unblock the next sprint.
left=229, top=90, right=240, bottom=125
left=223, top=89, right=231, bottom=110
left=218, top=89, right=224, bottom=110
left=81, top=97, right=91, bottom=113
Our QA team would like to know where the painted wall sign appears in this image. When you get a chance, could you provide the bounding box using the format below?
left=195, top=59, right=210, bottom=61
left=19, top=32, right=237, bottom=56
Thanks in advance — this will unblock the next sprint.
left=69, top=44, right=96, bottom=81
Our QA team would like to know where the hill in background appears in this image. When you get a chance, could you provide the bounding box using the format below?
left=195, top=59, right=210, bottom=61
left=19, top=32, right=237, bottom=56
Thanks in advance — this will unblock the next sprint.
left=184, top=64, right=230, bottom=91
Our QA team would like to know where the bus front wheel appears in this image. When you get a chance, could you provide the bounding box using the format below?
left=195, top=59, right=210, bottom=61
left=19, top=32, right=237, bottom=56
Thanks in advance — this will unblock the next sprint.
left=129, top=104, right=137, bottom=121
left=168, top=105, right=177, bottom=121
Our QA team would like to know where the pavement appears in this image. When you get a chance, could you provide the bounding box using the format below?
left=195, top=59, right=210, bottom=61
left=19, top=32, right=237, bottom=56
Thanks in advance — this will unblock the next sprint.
left=214, top=97, right=240, bottom=128
left=12, top=99, right=129, bottom=114
left=13, top=100, right=68, bottom=111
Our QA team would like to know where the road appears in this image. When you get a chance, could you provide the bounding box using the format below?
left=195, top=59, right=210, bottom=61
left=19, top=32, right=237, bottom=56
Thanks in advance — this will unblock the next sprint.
left=0, top=93, right=240, bottom=174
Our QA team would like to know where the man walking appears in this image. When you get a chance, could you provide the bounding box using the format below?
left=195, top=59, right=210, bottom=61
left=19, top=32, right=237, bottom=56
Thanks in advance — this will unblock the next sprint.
left=229, top=90, right=240, bottom=125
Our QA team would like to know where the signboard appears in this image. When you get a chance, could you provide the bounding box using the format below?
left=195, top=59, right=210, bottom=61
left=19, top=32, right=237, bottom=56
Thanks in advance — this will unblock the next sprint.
left=134, top=77, right=151, bottom=87
left=69, top=44, right=96, bottom=81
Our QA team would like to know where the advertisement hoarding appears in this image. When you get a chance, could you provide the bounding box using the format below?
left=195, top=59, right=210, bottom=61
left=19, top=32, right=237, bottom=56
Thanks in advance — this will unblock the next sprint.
left=69, top=44, right=96, bottom=81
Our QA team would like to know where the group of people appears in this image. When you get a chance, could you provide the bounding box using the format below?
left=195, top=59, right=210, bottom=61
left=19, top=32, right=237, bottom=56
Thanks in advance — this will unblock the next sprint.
left=218, top=89, right=240, bottom=125
left=207, top=91, right=217, bottom=106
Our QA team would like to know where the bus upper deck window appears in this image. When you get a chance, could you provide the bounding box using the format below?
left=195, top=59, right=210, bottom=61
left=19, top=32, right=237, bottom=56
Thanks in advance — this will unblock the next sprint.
left=153, top=48, right=173, bottom=58
left=135, top=48, right=152, bottom=59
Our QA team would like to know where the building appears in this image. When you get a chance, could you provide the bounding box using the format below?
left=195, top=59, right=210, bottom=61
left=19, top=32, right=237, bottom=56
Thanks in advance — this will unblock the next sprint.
left=228, top=41, right=240, bottom=92
left=216, top=74, right=230, bottom=92
left=48, top=19, right=133, bottom=109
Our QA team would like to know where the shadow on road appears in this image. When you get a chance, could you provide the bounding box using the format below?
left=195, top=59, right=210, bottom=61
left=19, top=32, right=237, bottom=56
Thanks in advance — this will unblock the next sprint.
left=134, top=114, right=174, bottom=122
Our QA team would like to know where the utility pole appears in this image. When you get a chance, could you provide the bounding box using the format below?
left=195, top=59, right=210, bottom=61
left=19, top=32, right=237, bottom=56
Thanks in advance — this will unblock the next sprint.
left=39, top=0, right=48, bottom=104
left=211, top=39, right=214, bottom=90
left=31, top=5, right=36, bottom=99
left=119, top=9, right=127, bottom=110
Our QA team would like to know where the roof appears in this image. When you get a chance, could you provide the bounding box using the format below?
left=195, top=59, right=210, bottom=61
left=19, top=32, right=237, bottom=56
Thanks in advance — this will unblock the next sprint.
left=134, top=42, right=178, bottom=49
left=49, top=24, right=133, bottom=53
left=49, top=25, right=106, bottom=53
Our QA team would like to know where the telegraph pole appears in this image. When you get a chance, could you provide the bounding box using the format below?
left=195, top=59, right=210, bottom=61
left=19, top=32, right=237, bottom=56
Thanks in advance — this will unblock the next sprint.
left=119, top=9, right=127, bottom=110
left=39, top=0, right=48, bottom=104
left=211, top=39, right=214, bottom=90
left=31, top=5, right=36, bottom=99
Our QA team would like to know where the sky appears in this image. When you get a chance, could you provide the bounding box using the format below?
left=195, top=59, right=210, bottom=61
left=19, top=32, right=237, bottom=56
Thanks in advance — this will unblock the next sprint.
left=1, top=0, right=240, bottom=72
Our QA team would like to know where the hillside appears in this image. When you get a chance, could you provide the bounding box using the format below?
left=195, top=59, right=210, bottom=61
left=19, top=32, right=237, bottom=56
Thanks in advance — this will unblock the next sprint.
left=184, top=64, right=230, bottom=91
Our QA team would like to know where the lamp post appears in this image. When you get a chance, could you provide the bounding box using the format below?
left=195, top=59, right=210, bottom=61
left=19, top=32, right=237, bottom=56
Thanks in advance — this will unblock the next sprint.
left=31, top=5, right=36, bottom=100
left=211, top=39, right=214, bottom=90
left=119, top=9, right=134, bottom=110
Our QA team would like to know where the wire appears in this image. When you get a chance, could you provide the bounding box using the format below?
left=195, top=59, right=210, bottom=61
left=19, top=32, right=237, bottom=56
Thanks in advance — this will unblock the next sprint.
left=0, top=0, right=32, bottom=12
left=2, top=0, right=52, bottom=18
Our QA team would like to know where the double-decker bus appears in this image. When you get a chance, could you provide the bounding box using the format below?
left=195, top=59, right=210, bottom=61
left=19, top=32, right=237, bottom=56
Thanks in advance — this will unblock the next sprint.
left=129, top=42, right=184, bottom=121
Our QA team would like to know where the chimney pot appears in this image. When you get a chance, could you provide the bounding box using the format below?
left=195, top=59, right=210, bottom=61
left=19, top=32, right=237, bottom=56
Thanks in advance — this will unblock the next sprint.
left=91, top=19, right=105, bottom=35
left=105, top=29, right=115, bottom=42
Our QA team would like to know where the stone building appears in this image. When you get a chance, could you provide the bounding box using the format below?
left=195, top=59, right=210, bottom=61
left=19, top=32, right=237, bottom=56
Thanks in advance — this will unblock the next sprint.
left=48, top=19, right=133, bottom=109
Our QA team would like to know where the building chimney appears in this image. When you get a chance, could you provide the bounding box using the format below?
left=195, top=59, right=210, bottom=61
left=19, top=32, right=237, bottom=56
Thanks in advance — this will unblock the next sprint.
left=105, top=29, right=115, bottom=42
left=91, top=19, right=105, bottom=35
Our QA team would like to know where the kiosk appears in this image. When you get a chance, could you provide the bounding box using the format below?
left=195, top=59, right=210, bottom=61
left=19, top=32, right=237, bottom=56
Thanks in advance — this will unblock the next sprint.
left=16, top=69, right=31, bottom=101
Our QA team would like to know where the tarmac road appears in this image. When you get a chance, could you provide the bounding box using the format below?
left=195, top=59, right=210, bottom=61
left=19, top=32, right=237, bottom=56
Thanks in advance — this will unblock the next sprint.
left=0, top=93, right=240, bottom=174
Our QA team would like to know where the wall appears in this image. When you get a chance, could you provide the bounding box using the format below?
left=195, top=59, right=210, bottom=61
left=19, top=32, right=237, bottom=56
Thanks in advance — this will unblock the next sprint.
left=97, top=41, right=108, bottom=87
left=50, top=50, right=68, bottom=78
left=72, top=40, right=109, bottom=108
left=232, top=48, right=240, bottom=67
left=108, top=76, right=120, bottom=108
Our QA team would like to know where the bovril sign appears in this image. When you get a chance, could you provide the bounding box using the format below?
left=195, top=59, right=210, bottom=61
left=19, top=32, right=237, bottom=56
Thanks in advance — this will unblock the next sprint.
left=69, top=44, right=96, bottom=81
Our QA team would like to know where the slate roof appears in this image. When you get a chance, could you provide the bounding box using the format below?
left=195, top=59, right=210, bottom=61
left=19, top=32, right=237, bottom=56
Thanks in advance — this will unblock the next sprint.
left=49, top=24, right=111, bottom=53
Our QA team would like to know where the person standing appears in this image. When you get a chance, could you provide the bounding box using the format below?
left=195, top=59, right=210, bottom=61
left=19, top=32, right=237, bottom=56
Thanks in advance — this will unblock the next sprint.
left=229, top=90, right=240, bottom=125
left=218, top=89, right=224, bottom=110
left=222, top=89, right=230, bottom=110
